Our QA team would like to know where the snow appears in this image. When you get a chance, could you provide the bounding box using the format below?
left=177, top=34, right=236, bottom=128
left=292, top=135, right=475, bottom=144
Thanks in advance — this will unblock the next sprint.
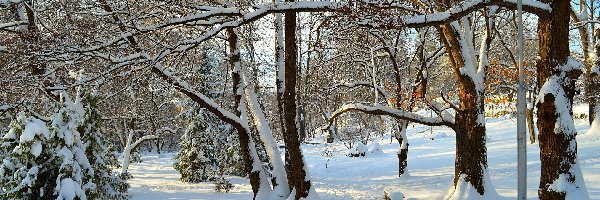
left=592, top=65, right=600, bottom=75
left=3, top=128, right=17, bottom=139
left=244, top=81, right=290, bottom=199
left=444, top=169, right=500, bottom=200
left=560, top=57, right=584, bottom=73
left=124, top=115, right=600, bottom=199
left=31, top=141, right=42, bottom=157
left=537, top=75, right=577, bottom=137
left=547, top=160, right=590, bottom=199
left=57, top=178, right=86, bottom=200
left=20, top=118, right=50, bottom=143
left=504, top=0, right=552, bottom=10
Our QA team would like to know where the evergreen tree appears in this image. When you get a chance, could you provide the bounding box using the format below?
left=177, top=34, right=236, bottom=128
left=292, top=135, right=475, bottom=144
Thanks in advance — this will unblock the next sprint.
left=174, top=108, right=218, bottom=183
left=0, top=92, right=94, bottom=199
left=80, top=93, right=129, bottom=199
left=0, top=91, right=131, bottom=200
left=174, top=46, right=244, bottom=182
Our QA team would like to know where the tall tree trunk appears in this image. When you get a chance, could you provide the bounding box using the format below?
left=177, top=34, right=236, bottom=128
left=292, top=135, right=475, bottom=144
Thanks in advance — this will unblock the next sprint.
left=274, top=4, right=286, bottom=141
left=283, top=5, right=313, bottom=199
left=590, top=27, right=600, bottom=127
left=438, top=16, right=491, bottom=196
left=536, top=0, right=589, bottom=198
left=227, top=29, right=262, bottom=197
left=453, top=77, right=487, bottom=195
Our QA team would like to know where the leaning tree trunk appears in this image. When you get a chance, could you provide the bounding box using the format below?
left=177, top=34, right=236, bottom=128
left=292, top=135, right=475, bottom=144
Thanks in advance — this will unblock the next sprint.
left=282, top=4, right=313, bottom=199
left=536, top=0, right=589, bottom=198
left=227, top=29, right=262, bottom=197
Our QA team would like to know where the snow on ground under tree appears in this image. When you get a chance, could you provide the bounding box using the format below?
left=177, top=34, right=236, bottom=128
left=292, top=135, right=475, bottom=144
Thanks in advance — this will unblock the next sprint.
left=127, top=105, right=600, bottom=200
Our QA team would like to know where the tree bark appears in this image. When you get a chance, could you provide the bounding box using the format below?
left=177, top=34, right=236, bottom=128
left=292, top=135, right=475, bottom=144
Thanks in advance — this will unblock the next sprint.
left=282, top=5, right=313, bottom=198
left=536, top=0, right=586, bottom=198
left=526, top=107, right=536, bottom=144
left=275, top=6, right=287, bottom=141
left=453, top=77, right=487, bottom=194
left=437, top=19, right=490, bottom=195
left=395, top=120, right=409, bottom=177
left=227, top=29, right=262, bottom=198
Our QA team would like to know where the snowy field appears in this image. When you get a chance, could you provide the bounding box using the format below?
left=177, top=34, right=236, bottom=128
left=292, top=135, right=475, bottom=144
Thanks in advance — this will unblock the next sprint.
left=127, top=106, right=600, bottom=200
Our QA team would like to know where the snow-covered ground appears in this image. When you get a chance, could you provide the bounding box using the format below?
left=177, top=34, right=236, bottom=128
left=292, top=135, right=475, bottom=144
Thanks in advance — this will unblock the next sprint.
left=127, top=105, right=600, bottom=199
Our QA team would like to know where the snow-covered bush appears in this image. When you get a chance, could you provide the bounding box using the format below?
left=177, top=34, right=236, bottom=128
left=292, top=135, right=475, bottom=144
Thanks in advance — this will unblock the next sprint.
left=368, top=142, right=383, bottom=155
left=347, top=142, right=368, bottom=157
left=0, top=92, right=129, bottom=200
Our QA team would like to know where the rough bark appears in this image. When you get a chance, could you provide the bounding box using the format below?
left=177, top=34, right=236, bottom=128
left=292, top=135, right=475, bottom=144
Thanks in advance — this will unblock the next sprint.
left=227, top=29, right=261, bottom=198
left=283, top=5, right=312, bottom=199
left=454, top=77, right=487, bottom=195
left=536, top=0, right=584, bottom=198
left=438, top=20, right=488, bottom=195
left=526, top=107, right=536, bottom=144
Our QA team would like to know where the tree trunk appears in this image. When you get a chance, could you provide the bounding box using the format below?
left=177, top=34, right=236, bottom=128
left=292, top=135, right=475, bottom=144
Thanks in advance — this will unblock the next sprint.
left=526, top=107, right=536, bottom=144
left=282, top=6, right=313, bottom=199
left=590, top=27, right=600, bottom=127
left=536, top=0, right=588, bottom=198
left=453, top=77, right=488, bottom=195
left=437, top=17, right=491, bottom=195
left=274, top=6, right=286, bottom=141
left=395, top=120, right=409, bottom=177
left=227, top=29, right=262, bottom=197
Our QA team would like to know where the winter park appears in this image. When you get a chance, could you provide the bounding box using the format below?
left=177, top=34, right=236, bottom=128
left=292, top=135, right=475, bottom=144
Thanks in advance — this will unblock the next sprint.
left=2, top=0, right=600, bottom=199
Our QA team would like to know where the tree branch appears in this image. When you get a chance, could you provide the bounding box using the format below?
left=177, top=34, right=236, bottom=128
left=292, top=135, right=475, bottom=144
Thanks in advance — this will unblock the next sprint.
left=325, top=103, right=454, bottom=130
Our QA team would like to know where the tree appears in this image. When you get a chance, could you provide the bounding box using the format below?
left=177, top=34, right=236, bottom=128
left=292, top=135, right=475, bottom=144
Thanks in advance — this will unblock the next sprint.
left=0, top=92, right=94, bottom=199
left=80, top=93, right=129, bottom=200
left=535, top=0, right=590, bottom=198
left=174, top=108, right=218, bottom=183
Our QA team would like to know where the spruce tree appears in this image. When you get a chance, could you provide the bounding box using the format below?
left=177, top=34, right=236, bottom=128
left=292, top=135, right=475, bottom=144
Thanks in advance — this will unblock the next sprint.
left=0, top=93, right=94, bottom=199
left=0, top=92, right=130, bottom=200
left=173, top=46, right=244, bottom=183
left=174, top=108, right=217, bottom=183
left=80, top=93, right=129, bottom=199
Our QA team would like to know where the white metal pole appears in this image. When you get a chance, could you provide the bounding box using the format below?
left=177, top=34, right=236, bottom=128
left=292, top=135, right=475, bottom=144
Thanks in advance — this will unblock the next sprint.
left=516, top=0, right=527, bottom=198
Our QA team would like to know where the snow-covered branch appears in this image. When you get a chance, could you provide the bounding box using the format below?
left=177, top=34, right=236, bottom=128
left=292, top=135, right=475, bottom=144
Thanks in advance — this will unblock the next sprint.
left=325, top=103, right=454, bottom=130
left=353, top=0, right=550, bottom=29
left=151, top=65, right=246, bottom=129
left=0, top=21, right=28, bottom=30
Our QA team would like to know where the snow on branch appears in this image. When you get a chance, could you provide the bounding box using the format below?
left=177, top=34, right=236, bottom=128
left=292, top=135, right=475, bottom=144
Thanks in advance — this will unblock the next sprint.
left=151, top=65, right=246, bottom=129
left=0, top=21, right=28, bottom=30
left=325, top=103, right=454, bottom=130
left=351, top=0, right=550, bottom=29
left=129, top=135, right=159, bottom=150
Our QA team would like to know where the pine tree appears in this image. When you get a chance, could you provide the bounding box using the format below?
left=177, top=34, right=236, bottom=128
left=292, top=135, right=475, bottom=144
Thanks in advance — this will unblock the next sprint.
left=0, top=91, right=131, bottom=200
left=0, top=92, right=94, bottom=199
left=174, top=108, right=217, bottom=183
left=80, top=93, right=129, bottom=199
left=173, top=46, right=245, bottom=183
